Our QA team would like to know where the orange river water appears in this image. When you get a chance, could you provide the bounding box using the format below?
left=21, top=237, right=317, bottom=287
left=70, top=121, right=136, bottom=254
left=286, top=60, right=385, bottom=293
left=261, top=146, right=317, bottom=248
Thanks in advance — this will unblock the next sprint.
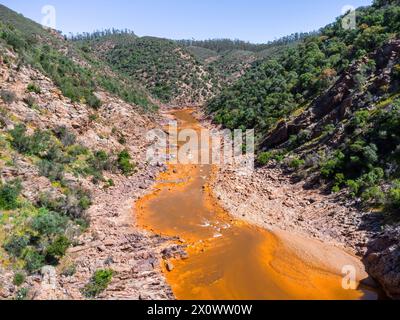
left=136, top=109, right=379, bottom=300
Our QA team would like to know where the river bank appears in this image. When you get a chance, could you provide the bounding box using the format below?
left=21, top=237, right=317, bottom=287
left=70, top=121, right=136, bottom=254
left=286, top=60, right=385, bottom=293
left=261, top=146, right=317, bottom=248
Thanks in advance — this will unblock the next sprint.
left=199, top=110, right=397, bottom=298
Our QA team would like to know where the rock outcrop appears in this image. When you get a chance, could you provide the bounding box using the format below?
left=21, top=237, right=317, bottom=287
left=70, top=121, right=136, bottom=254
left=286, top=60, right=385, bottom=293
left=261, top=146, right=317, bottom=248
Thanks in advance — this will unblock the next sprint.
left=365, top=227, right=400, bottom=300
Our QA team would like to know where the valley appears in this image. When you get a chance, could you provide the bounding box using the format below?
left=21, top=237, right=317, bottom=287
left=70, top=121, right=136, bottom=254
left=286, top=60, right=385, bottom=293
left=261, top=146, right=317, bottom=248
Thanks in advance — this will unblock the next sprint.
left=136, top=108, right=378, bottom=300
left=0, top=0, right=399, bottom=301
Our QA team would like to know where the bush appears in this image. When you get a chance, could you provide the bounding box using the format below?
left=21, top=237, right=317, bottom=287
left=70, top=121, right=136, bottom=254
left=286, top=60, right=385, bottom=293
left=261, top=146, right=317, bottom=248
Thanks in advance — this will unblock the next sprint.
left=39, top=188, right=91, bottom=220
left=320, top=151, right=345, bottom=178
left=394, top=64, right=400, bottom=79
left=88, top=151, right=112, bottom=173
left=13, top=272, right=26, bottom=287
left=9, top=126, right=53, bottom=156
left=46, top=236, right=70, bottom=264
left=86, top=95, right=102, bottom=109
left=38, top=160, right=65, bottom=182
left=387, top=180, right=400, bottom=214
left=53, top=126, right=76, bottom=147
left=15, top=288, right=29, bottom=300
left=117, top=150, right=135, bottom=175
left=0, top=89, right=17, bottom=104
left=27, top=83, right=41, bottom=94
left=0, top=179, right=22, bottom=210
left=257, top=152, right=273, bottom=166
left=8, top=124, right=31, bottom=154
left=289, top=157, right=305, bottom=169
left=361, top=186, right=385, bottom=206
left=61, top=263, right=76, bottom=277
left=3, top=235, right=30, bottom=258
left=83, top=269, right=114, bottom=298
left=23, top=248, right=45, bottom=273
left=346, top=180, right=360, bottom=197
left=31, top=208, right=68, bottom=236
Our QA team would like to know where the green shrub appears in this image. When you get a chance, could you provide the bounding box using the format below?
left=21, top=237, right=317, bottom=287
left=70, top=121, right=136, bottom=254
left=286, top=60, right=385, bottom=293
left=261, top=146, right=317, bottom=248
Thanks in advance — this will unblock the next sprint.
left=9, top=125, right=53, bottom=156
left=88, top=150, right=112, bottom=174
left=39, top=188, right=91, bottom=220
left=388, top=180, right=400, bottom=214
left=86, top=95, right=102, bottom=109
left=30, top=130, right=53, bottom=156
left=83, top=269, right=114, bottom=298
left=0, top=89, right=17, bottom=104
left=30, top=208, right=68, bottom=236
left=3, top=235, right=30, bottom=258
left=350, top=110, right=370, bottom=130
left=46, top=236, right=70, bottom=264
left=15, top=288, right=29, bottom=300
left=61, top=263, right=76, bottom=277
left=289, top=157, right=305, bottom=169
left=320, top=151, right=345, bottom=178
left=53, top=126, right=76, bottom=147
left=0, top=179, right=22, bottom=210
left=8, top=124, right=31, bottom=154
left=257, top=152, right=273, bottom=166
left=13, top=272, right=26, bottom=286
left=346, top=180, right=360, bottom=197
left=23, top=248, right=45, bottom=273
left=38, top=160, right=65, bottom=182
left=117, top=150, right=135, bottom=175
left=361, top=186, right=385, bottom=205
left=394, top=64, right=400, bottom=79
left=27, top=83, right=41, bottom=94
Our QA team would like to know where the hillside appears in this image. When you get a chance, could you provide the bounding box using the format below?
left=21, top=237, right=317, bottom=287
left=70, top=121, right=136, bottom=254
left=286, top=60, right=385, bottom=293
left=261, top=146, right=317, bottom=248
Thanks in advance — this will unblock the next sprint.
left=182, top=36, right=307, bottom=85
left=78, top=35, right=221, bottom=105
left=0, top=5, right=176, bottom=300
left=207, top=0, right=400, bottom=298
left=0, top=4, right=154, bottom=110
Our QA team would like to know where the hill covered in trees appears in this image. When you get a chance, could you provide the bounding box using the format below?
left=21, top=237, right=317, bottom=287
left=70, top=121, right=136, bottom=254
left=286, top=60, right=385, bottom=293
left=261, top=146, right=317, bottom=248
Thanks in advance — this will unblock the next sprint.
left=178, top=35, right=309, bottom=85
left=0, top=5, right=155, bottom=110
left=73, top=32, right=307, bottom=103
left=82, top=36, right=220, bottom=104
left=208, top=0, right=400, bottom=215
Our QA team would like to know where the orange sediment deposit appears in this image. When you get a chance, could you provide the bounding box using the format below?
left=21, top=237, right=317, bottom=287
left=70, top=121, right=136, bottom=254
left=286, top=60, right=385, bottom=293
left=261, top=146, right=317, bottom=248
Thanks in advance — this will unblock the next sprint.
left=135, top=109, right=378, bottom=300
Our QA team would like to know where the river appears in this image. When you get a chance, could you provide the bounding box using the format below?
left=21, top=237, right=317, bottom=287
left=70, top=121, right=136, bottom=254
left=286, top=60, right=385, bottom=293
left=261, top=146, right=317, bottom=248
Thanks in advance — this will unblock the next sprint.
left=136, top=108, right=378, bottom=300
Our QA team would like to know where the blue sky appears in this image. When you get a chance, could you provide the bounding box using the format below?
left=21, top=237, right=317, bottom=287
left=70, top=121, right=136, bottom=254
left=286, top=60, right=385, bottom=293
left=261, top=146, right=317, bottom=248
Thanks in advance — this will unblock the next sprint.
left=1, top=0, right=372, bottom=43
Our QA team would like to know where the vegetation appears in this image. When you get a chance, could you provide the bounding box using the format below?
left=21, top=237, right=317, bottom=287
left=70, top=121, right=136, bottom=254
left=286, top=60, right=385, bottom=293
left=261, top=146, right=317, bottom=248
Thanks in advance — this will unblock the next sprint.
left=176, top=33, right=312, bottom=54
left=0, top=179, right=22, bottom=210
left=0, top=89, right=17, bottom=104
left=83, top=269, right=114, bottom=298
left=117, top=150, right=135, bottom=176
left=318, top=99, right=400, bottom=212
left=13, top=272, right=26, bottom=286
left=26, top=83, right=41, bottom=94
left=15, top=287, right=29, bottom=300
left=0, top=5, right=152, bottom=110
left=207, top=1, right=400, bottom=218
left=94, top=36, right=217, bottom=103
left=207, top=1, right=400, bottom=139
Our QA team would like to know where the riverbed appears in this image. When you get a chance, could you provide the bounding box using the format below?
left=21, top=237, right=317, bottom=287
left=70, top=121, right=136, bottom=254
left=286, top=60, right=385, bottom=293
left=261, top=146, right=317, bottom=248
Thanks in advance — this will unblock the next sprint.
left=136, top=109, right=378, bottom=300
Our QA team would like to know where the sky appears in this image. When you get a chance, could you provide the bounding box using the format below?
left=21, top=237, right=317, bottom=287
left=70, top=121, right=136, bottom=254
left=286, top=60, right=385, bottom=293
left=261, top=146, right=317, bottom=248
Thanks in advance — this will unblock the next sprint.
left=0, top=0, right=372, bottom=43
